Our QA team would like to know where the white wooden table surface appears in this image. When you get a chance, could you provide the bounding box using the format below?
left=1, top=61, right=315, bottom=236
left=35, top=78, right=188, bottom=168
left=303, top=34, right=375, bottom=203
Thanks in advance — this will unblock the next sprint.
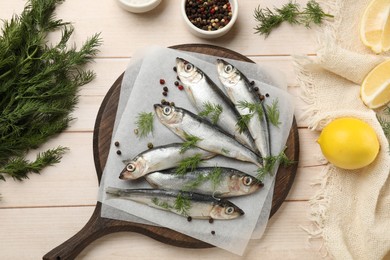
left=0, top=0, right=326, bottom=259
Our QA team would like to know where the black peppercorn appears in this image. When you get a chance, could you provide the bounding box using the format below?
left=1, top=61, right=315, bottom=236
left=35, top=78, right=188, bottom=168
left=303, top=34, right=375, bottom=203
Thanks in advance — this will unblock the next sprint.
left=209, top=218, right=214, bottom=224
left=163, top=86, right=168, bottom=92
left=211, top=231, right=216, bottom=235
left=147, top=143, right=154, bottom=149
left=162, top=91, right=168, bottom=96
left=174, top=81, right=179, bottom=86
left=114, top=141, right=120, bottom=147
left=116, top=150, right=121, bottom=155
left=253, top=87, right=259, bottom=92
left=187, top=216, right=192, bottom=222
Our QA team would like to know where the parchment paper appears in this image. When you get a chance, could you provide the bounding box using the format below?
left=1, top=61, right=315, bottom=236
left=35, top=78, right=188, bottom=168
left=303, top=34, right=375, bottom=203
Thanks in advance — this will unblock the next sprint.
left=98, top=46, right=294, bottom=255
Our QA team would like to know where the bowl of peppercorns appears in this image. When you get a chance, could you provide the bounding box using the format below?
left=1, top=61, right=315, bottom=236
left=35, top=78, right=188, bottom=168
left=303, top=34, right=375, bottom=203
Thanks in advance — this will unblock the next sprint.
left=181, top=0, right=238, bottom=39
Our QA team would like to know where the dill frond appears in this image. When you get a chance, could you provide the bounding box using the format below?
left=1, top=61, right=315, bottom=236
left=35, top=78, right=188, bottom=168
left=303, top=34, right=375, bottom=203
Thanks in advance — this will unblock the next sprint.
left=174, top=193, right=191, bottom=216
left=175, top=154, right=203, bottom=175
left=180, top=132, right=202, bottom=154
left=256, top=149, right=295, bottom=181
left=254, top=0, right=333, bottom=37
left=135, top=112, right=154, bottom=138
left=266, top=99, right=281, bottom=127
left=198, top=102, right=223, bottom=124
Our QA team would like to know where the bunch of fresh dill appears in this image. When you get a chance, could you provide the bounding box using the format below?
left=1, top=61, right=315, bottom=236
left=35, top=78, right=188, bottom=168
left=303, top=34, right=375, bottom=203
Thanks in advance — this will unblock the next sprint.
left=254, top=0, right=333, bottom=37
left=0, top=0, right=102, bottom=181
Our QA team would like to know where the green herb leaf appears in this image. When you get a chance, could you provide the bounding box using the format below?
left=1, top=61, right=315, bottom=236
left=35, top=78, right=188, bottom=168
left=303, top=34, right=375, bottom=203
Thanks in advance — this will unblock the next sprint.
left=152, top=197, right=173, bottom=211
left=198, top=102, right=223, bottom=124
left=182, top=166, right=223, bottom=191
left=256, top=148, right=295, bottom=181
left=174, top=193, right=191, bottom=216
left=0, top=0, right=101, bottom=183
left=135, top=112, right=154, bottom=138
left=236, top=114, right=253, bottom=133
left=254, top=0, right=333, bottom=37
left=180, top=132, right=202, bottom=154
left=175, top=154, right=203, bottom=175
left=266, top=99, right=281, bottom=127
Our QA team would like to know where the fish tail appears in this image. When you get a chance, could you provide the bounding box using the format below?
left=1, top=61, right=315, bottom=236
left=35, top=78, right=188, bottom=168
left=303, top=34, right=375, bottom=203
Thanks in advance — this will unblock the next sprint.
left=105, top=187, right=123, bottom=197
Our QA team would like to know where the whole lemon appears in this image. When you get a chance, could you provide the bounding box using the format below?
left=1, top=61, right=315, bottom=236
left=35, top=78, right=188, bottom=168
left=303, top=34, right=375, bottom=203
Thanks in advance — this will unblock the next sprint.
left=317, top=117, right=380, bottom=170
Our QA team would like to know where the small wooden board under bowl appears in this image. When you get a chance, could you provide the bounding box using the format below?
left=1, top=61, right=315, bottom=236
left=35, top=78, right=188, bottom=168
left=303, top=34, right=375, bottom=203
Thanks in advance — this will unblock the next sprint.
left=43, top=44, right=299, bottom=260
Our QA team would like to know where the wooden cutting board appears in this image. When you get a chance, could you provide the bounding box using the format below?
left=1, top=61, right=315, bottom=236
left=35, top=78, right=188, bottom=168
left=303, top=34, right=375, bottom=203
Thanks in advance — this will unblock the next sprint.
left=43, top=44, right=299, bottom=260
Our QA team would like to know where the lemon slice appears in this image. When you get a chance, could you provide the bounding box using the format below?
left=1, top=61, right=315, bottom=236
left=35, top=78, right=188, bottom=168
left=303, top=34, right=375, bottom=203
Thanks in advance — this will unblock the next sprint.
left=360, top=0, right=390, bottom=54
left=361, top=59, right=390, bottom=108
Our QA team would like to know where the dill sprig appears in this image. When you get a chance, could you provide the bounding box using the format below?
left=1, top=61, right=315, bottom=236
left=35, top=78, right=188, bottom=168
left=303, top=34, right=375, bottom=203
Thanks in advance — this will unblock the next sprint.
left=180, top=132, right=202, bottom=153
left=254, top=0, right=333, bottom=37
left=236, top=100, right=265, bottom=133
left=0, top=0, right=101, bottom=182
left=135, top=112, right=154, bottom=138
left=175, top=154, right=203, bottom=175
left=378, top=106, right=390, bottom=146
left=174, top=193, right=191, bottom=216
left=256, top=149, right=295, bottom=181
left=0, top=147, right=68, bottom=181
left=183, top=167, right=223, bottom=191
left=152, top=197, right=172, bottom=211
left=236, top=114, right=252, bottom=133
left=266, top=99, right=281, bottom=127
left=198, top=102, right=223, bottom=124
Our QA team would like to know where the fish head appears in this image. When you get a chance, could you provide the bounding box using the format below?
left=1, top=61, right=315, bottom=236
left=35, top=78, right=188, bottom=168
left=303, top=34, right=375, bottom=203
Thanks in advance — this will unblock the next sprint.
left=176, top=57, right=203, bottom=86
left=154, top=104, right=183, bottom=126
left=228, top=174, right=264, bottom=196
left=119, top=157, right=148, bottom=180
left=210, top=200, right=244, bottom=220
left=216, top=59, right=241, bottom=88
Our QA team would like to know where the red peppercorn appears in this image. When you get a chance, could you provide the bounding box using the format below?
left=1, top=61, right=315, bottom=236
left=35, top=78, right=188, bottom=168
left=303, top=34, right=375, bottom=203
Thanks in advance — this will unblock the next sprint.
left=178, top=85, right=184, bottom=91
left=159, top=79, right=165, bottom=85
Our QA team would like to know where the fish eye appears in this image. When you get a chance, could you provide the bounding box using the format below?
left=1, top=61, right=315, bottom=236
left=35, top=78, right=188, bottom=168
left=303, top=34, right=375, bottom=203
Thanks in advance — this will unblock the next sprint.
left=243, top=176, right=253, bottom=186
left=163, top=106, right=172, bottom=115
left=126, top=163, right=136, bottom=172
left=224, top=64, right=233, bottom=73
left=225, top=206, right=235, bottom=215
left=185, top=63, right=194, bottom=72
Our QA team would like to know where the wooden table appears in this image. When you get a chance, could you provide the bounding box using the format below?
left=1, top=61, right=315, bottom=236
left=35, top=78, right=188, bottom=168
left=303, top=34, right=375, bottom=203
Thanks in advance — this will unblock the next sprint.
left=0, top=0, right=326, bottom=259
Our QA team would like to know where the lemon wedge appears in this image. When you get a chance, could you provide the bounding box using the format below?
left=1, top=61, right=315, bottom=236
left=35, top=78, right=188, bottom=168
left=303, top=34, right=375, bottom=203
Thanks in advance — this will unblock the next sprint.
left=361, top=59, right=390, bottom=108
left=317, top=118, right=379, bottom=170
left=360, top=0, right=390, bottom=54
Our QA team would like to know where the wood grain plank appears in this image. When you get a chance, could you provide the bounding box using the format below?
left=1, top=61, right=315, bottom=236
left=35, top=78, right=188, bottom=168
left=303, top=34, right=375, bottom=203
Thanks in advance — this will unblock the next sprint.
left=0, top=0, right=318, bottom=57
left=0, top=202, right=324, bottom=260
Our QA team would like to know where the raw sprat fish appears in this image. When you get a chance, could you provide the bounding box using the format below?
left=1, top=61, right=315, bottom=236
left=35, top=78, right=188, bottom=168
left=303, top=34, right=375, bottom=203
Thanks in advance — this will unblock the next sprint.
left=154, top=104, right=263, bottom=168
left=175, top=57, right=258, bottom=154
left=105, top=188, right=245, bottom=220
left=120, top=143, right=215, bottom=180
left=145, top=167, right=264, bottom=198
left=216, top=59, right=271, bottom=159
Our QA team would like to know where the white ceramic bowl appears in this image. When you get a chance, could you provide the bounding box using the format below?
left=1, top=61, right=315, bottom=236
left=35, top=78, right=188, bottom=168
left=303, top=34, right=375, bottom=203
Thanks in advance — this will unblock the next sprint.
left=181, top=0, right=238, bottom=39
left=117, top=0, right=162, bottom=13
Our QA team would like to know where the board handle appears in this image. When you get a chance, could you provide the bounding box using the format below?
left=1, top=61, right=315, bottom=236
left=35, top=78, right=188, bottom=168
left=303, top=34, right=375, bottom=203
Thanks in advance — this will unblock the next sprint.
left=43, top=202, right=109, bottom=260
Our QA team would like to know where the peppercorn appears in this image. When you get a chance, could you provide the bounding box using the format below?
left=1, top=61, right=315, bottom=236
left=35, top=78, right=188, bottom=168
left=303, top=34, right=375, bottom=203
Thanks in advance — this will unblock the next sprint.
left=159, top=79, right=165, bottom=85
left=161, top=99, right=167, bottom=104
left=187, top=216, right=192, bottom=222
left=185, top=0, right=232, bottom=31
left=173, top=66, right=177, bottom=72
left=170, top=102, right=175, bottom=106
left=174, top=81, right=179, bottom=86
left=208, top=218, right=214, bottom=224
left=162, top=91, right=168, bottom=96
left=114, top=141, right=120, bottom=147
left=163, top=86, right=168, bottom=92
left=265, top=93, right=270, bottom=97
left=253, top=87, right=259, bottom=92
left=178, top=85, right=184, bottom=91
left=116, top=150, right=122, bottom=155
left=211, top=231, right=216, bottom=235
left=147, top=143, right=154, bottom=149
